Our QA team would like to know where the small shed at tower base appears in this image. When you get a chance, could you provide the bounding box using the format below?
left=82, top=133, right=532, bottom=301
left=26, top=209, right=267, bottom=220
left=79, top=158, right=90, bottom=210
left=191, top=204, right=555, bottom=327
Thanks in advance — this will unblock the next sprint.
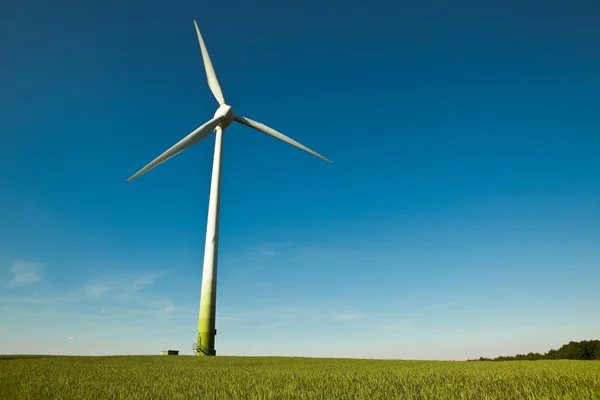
left=159, top=350, right=179, bottom=355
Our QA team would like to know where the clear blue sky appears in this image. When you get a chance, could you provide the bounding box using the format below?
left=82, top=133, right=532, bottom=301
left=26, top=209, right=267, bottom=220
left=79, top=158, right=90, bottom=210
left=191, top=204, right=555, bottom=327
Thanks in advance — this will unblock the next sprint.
left=1, top=0, right=598, bottom=359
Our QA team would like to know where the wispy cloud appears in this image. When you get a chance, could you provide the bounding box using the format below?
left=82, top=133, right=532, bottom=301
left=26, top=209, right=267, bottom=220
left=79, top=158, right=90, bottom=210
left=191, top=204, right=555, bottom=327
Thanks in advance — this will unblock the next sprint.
left=83, top=283, right=114, bottom=298
left=147, top=298, right=176, bottom=313
left=67, top=336, right=74, bottom=341
left=8, top=260, right=44, bottom=286
left=162, top=304, right=175, bottom=313
left=114, top=273, right=163, bottom=302
left=131, top=275, right=160, bottom=292
left=264, top=322, right=285, bottom=329
left=75, top=273, right=164, bottom=302
left=1, top=271, right=169, bottom=314
left=336, top=313, right=361, bottom=321
left=257, top=243, right=290, bottom=257
left=0, top=295, right=70, bottom=304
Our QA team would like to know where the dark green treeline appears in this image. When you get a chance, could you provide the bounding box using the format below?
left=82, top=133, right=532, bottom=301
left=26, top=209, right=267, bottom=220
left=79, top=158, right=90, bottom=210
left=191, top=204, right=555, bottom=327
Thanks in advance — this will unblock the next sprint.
left=469, top=340, right=600, bottom=361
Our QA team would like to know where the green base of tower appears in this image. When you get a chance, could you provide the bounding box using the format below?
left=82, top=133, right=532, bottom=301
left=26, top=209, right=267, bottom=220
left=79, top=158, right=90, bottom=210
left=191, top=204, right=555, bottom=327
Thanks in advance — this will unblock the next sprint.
left=194, top=347, right=216, bottom=356
left=194, top=330, right=217, bottom=356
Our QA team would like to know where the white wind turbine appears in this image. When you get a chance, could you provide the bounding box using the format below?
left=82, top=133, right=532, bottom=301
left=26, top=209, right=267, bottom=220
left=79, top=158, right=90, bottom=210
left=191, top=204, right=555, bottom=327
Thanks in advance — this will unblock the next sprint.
left=127, top=21, right=331, bottom=356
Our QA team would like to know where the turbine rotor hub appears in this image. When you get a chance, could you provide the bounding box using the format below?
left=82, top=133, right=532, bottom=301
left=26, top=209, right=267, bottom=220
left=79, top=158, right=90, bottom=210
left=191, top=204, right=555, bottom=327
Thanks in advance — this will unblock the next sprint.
left=214, top=104, right=234, bottom=129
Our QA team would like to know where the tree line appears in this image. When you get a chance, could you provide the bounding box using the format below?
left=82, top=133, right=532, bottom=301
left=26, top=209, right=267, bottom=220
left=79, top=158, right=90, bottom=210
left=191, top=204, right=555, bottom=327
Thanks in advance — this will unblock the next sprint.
left=469, top=340, right=600, bottom=361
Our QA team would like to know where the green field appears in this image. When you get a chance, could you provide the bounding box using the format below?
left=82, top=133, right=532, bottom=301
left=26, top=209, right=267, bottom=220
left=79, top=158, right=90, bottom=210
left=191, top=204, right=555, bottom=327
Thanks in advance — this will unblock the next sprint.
left=1, top=355, right=599, bottom=399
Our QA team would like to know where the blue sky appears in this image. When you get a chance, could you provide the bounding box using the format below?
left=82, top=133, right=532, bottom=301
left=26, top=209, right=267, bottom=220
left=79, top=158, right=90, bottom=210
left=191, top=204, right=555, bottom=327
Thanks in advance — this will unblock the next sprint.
left=1, top=0, right=599, bottom=359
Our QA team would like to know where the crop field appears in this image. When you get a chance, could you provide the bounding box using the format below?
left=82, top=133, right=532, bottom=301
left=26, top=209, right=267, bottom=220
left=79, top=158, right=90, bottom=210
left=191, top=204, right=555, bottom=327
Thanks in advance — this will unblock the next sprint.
left=1, top=355, right=599, bottom=399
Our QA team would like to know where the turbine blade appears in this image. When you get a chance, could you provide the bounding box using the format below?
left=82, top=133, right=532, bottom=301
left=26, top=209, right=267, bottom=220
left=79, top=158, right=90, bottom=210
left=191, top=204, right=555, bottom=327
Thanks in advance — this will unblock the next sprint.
left=234, top=115, right=332, bottom=163
left=194, top=20, right=226, bottom=105
left=127, top=117, right=221, bottom=182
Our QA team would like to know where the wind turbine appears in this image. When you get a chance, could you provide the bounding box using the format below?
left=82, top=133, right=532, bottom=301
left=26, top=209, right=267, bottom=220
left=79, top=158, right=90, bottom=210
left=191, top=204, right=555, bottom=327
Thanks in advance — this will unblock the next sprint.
left=127, top=21, right=331, bottom=356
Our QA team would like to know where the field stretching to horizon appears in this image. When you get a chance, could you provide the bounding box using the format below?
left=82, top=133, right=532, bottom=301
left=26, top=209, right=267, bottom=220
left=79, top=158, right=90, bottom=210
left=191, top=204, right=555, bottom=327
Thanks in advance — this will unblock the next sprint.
left=1, top=355, right=599, bottom=399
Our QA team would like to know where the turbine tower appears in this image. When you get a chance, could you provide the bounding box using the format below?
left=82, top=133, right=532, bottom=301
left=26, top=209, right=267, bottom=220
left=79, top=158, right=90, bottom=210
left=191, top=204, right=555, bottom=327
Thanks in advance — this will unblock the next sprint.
left=127, top=21, right=331, bottom=356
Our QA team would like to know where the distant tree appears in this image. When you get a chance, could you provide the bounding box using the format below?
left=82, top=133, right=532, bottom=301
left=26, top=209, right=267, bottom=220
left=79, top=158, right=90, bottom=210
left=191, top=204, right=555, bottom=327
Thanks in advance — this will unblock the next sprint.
left=546, top=349, right=557, bottom=359
left=472, top=340, right=600, bottom=361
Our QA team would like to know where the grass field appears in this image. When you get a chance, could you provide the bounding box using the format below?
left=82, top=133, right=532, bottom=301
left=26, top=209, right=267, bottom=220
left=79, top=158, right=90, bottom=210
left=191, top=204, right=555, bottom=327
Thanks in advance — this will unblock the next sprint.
left=1, top=355, right=599, bottom=399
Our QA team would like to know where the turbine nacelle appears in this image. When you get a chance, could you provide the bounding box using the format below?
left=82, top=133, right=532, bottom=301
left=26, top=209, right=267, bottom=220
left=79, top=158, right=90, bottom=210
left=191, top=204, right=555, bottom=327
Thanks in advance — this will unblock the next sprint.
left=214, top=104, right=234, bottom=129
